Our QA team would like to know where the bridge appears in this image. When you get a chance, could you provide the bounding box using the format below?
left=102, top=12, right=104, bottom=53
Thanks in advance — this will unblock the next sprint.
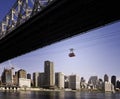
left=0, top=0, right=120, bottom=63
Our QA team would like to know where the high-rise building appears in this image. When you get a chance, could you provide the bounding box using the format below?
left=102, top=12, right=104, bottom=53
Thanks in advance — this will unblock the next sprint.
left=27, top=73, right=31, bottom=79
left=69, top=74, right=80, bottom=90
left=88, top=76, right=98, bottom=89
left=104, top=74, right=109, bottom=82
left=80, top=77, right=87, bottom=89
left=1, top=68, right=13, bottom=85
left=97, top=78, right=104, bottom=90
left=39, top=72, right=45, bottom=88
left=14, top=69, right=27, bottom=86
left=0, top=78, right=2, bottom=86
left=14, top=71, right=19, bottom=86
left=19, top=78, right=31, bottom=88
left=44, top=60, right=55, bottom=89
left=64, top=75, right=69, bottom=88
left=33, top=72, right=40, bottom=87
left=104, top=82, right=114, bottom=92
left=55, top=72, right=64, bottom=89
left=116, top=80, right=120, bottom=89
left=111, top=75, right=116, bottom=89
left=18, top=69, right=27, bottom=78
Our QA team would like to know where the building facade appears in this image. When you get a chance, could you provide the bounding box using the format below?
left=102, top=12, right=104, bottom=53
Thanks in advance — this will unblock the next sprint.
left=64, top=75, right=69, bottom=88
left=55, top=72, right=64, bottom=89
left=1, top=68, right=13, bottom=85
left=19, top=78, right=31, bottom=87
left=104, top=74, right=109, bottom=82
left=33, top=72, right=40, bottom=87
left=39, top=72, right=45, bottom=88
left=104, top=81, right=114, bottom=92
left=111, top=75, right=116, bottom=89
left=69, top=74, right=80, bottom=90
left=88, top=76, right=98, bottom=89
left=18, top=69, right=27, bottom=78
left=27, top=73, right=31, bottom=79
left=44, top=60, right=55, bottom=89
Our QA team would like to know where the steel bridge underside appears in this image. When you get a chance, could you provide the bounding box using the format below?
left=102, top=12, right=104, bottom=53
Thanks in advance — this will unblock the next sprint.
left=0, top=0, right=120, bottom=63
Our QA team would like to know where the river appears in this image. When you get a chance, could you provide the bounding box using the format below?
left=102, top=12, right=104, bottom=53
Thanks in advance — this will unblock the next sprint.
left=0, top=91, right=120, bottom=99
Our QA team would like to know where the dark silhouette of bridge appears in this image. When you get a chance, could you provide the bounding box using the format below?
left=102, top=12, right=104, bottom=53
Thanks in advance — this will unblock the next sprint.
left=0, top=0, right=120, bottom=63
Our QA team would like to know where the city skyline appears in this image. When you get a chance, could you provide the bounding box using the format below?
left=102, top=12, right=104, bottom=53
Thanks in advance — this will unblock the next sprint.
left=1, top=61, right=119, bottom=92
left=0, top=60, right=120, bottom=84
left=0, top=1, right=120, bottom=82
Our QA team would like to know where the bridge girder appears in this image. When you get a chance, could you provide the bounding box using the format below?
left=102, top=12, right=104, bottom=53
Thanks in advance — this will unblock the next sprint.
left=0, top=0, right=52, bottom=39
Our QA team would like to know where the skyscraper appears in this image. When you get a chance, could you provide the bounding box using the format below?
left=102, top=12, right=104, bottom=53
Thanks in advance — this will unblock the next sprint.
left=15, top=69, right=27, bottom=86
left=27, top=73, right=31, bottom=79
left=33, top=72, right=40, bottom=87
left=55, top=72, right=64, bottom=89
left=44, top=60, right=55, bottom=89
left=104, top=81, right=114, bottom=92
left=116, top=80, right=120, bottom=89
left=80, top=77, right=86, bottom=89
left=18, top=69, right=27, bottom=78
left=1, top=68, right=13, bottom=85
left=69, top=74, right=80, bottom=90
left=16, top=69, right=30, bottom=88
left=104, top=74, right=109, bottom=82
left=111, top=75, right=116, bottom=89
left=88, top=76, right=98, bottom=89
left=39, top=72, right=45, bottom=88
left=14, top=71, right=19, bottom=86
left=64, top=75, right=69, bottom=88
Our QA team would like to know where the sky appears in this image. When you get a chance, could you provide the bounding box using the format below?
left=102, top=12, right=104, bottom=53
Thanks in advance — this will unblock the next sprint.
left=0, top=1, right=120, bottom=82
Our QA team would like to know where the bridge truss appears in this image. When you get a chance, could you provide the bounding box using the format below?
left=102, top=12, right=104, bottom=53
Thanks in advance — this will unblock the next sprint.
left=0, top=0, right=53, bottom=39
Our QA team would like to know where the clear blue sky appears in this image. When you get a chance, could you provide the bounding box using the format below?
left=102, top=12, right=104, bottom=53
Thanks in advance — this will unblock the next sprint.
left=0, top=1, right=120, bottom=82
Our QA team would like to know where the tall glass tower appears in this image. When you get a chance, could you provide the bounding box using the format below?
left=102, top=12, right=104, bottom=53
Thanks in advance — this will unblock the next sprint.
left=44, top=60, right=55, bottom=89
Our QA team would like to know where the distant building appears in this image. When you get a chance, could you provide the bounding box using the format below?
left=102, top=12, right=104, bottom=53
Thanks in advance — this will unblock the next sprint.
left=80, top=77, right=87, bottom=89
left=104, top=74, right=109, bottom=82
left=0, top=80, right=1, bottom=86
left=111, top=75, right=116, bottom=89
left=14, top=71, right=19, bottom=86
left=14, top=69, right=27, bottom=86
left=33, top=72, right=40, bottom=87
left=97, top=78, right=104, bottom=90
left=88, top=76, right=98, bottom=89
left=13, top=75, right=16, bottom=85
left=19, top=78, right=31, bottom=87
left=69, top=74, right=80, bottom=90
left=104, top=81, right=114, bottom=92
left=18, top=69, right=27, bottom=78
left=27, top=73, right=31, bottom=79
left=44, top=60, right=55, bottom=89
left=116, top=80, right=120, bottom=89
left=39, top=72, right=45, bottom=88
left=55, top=72, right=64, bottom=89
left=64, top=75, right=69, bottom=88
left=1, top=68, right=13, bottom=85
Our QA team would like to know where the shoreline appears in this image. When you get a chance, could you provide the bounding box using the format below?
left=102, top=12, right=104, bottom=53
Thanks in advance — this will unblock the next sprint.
left=0, top=87, right=119, bottom=93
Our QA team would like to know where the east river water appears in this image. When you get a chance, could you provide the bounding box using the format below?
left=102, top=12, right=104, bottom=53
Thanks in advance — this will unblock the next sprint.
left=0, top=91, right=120, bottom=99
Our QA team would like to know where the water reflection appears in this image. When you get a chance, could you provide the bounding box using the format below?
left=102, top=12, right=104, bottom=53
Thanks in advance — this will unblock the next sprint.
left=0, top=91, right=120, bottom=99
left=104, top=92, right=120, bottom=99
